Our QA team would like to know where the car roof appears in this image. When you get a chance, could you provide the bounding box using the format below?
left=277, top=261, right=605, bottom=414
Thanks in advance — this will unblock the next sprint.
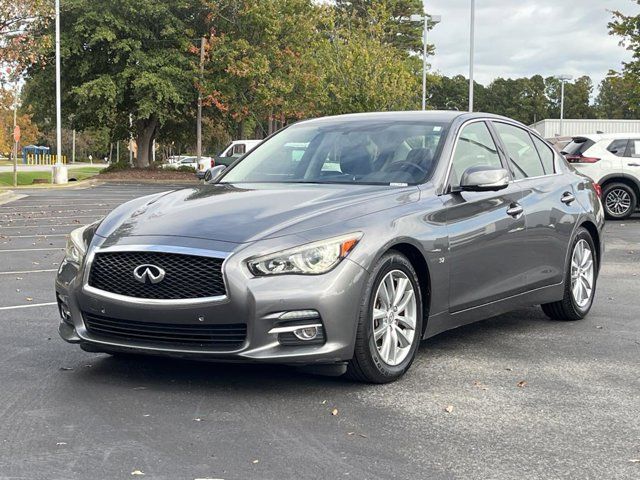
left=294, top=110, right=525, bottom=128
left=572, top=133, right=638, bottom=142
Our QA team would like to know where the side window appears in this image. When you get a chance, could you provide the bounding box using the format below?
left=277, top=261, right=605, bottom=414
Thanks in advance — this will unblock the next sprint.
left=607, top=139, right=629, bottom=157
left=232, top=144, right=247, bottom=156
left=532, top=136, right=556, bottom=174
left=494, top=123, right=545, bottom=179
left=450, top=122, right=503, bottom=187
left=629, top=140, right=640, bottom=158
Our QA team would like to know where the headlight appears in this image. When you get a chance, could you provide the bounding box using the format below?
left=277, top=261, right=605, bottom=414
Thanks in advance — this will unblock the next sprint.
left=247, top=233, right=363, bottom=276
left=64, top=221, right=100, bottom=264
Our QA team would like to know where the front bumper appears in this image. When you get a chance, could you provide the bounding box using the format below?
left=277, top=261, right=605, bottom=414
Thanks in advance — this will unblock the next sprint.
left=56, top=238, right=368, bottom=365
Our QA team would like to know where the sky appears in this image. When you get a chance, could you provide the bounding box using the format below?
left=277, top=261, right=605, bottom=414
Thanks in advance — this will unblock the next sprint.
left=425, top=0, right=636, bottom=87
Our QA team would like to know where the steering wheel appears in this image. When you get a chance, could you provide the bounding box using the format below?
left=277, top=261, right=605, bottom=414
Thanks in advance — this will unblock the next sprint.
left=385, top=161, right=428, bottom=178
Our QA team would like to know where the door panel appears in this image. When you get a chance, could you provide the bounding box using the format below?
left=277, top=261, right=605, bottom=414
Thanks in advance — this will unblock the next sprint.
left=515, top=175, right=579, bottom=289
left=444, top=185, right=527, bottom=312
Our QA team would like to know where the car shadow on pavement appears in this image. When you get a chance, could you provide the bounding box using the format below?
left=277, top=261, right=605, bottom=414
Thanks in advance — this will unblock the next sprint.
left=67, top=307, right=552, bottom=390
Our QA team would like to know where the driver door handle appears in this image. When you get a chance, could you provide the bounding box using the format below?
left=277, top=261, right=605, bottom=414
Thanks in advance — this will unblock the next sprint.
left=561, top=192, right=576, bottom=205
left=506, top=204, right=524, bottom=217
left=628, top=162, right=640, bottom=167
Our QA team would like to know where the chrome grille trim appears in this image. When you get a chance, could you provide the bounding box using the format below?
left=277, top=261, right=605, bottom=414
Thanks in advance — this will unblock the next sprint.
left=82, top=245, right=230, bottom=306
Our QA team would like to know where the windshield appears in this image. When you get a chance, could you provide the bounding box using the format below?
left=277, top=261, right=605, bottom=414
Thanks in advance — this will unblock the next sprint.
left=221, top=120, right=449, bottom=185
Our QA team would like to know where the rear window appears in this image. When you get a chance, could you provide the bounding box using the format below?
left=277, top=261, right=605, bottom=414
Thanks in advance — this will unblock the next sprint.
left=562, top=137, right=595, bottom=156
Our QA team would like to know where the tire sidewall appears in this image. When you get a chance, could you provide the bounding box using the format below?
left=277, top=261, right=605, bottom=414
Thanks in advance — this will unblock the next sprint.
left=603, top=184, right=636, bottom=220
left=360, top=253, right=423, bottom=380
left=567, top=228, right=598, bottom=316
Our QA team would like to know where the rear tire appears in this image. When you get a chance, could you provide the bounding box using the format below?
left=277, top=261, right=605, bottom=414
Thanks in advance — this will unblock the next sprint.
left=346, top=252, right=423, bottom=383
left=542, top=227, right=597, bottom=321
left=602, top=182, right=636, bottom=220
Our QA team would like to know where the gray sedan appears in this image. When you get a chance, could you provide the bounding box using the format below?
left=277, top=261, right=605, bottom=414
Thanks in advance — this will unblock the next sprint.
left=56, top=111, right=604, bottom=383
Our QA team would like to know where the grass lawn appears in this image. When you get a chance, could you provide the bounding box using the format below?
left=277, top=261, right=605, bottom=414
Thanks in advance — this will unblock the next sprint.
left=0, top=166, right=103, bottom=187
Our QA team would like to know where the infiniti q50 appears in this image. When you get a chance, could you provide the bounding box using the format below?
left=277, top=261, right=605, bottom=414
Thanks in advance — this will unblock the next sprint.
left=56, top=112, right=604, bottom=383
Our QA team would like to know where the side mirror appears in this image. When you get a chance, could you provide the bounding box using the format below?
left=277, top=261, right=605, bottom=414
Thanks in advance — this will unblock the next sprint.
left=459, top=166, right=509, bottom=192
left=204, top=165, right=227, bottom=184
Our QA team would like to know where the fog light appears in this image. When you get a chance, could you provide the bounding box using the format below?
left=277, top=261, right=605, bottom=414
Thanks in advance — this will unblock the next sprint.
left=57, top=294, right=72, bottom=325
left=293, top=326, right=319, bottom=341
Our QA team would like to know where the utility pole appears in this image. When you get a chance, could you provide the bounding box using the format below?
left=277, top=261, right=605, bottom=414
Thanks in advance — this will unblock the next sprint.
left=468, top=0, right=476, bottom=112
left=197, top=37, right=206, bottom=163
left=12, top=86, right=18, bottom=187
left=53, top=0, right=67, bottom=183
left=555, top=74, right=572, bottom=137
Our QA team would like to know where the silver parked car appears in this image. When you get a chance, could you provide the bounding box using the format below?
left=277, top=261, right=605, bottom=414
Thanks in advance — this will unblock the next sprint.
left=56, top=112, right=604, bottom=383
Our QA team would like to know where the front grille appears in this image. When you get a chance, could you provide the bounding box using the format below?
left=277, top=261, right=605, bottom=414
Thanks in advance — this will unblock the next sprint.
left=84, top=313, right=246, bottom=349
left=88, top=251, right=225, bottom=299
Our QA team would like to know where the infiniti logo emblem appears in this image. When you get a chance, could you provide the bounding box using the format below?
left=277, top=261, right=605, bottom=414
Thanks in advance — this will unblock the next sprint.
left=133, top=264, right=166, bottom=285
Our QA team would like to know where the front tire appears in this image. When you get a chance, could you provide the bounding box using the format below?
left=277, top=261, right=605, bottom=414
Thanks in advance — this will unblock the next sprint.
left=542, top=227, right=597, bottom=321
left=347, top=252, right=423, bottom=383
left=602, top=182, right=636, bottom=220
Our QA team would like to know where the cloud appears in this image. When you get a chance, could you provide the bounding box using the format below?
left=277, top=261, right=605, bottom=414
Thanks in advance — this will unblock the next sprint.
left=426, top=0, right=635, bottom=87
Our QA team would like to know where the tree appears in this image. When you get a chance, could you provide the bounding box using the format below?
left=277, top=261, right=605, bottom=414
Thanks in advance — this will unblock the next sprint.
left=595, top=74, right=637, bottom=119
left=23, top=0, right=207, bottom=167
left=545, top=76, right=594, bottom=120
left=334, top=0, right=424, bottom=53
left=203, top=0, right=328, bottom=138
left=607, top=1, right=640, bottom=117
left=0, top=0, right=52, bottom=82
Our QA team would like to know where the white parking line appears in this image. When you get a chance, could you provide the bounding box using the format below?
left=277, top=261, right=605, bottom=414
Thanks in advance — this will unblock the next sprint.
left=0, top=248, right=64, bottom=253
left=0, top=224, right=83, bottom=229
left=0, top=214, right=103, bottom=222
left=0, top=234, right=67, bottom=238
left=0, top=269, right=57, bottom=275
left=0, top=302, right=57, bottom=311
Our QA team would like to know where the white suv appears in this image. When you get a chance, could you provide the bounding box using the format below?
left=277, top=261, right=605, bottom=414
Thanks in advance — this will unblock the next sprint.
left=562, top=134, right=640, bottom=219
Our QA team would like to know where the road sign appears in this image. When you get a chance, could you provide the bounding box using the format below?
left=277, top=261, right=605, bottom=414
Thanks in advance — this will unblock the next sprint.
left=13, top=125, right=20, bottom=143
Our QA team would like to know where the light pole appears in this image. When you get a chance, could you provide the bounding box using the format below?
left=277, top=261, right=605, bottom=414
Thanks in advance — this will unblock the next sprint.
left=411, top=13, right=441, bottom=110
left=468, top=0, right=475, bottom=112
left=53, top=0, right=68, bottom=183
left=556, top=74, right=572, bottom=137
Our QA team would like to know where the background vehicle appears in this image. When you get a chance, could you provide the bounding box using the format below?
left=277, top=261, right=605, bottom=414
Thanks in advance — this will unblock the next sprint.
left=562, top=134, right=640, bottom=219
left=213, top=140, right=261, bottom=167
left=57, top=112, right=604, bottom=384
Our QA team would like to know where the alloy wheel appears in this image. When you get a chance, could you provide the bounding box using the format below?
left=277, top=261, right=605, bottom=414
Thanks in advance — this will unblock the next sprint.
left=372, top=270, right=417, bottom=366
left=571, top=239, right=595, bottom=308
left=605, top=188, right=632, bottom=216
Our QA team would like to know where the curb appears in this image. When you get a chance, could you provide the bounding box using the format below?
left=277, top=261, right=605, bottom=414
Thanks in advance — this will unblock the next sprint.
left=0, top=190, right=27, bottom=205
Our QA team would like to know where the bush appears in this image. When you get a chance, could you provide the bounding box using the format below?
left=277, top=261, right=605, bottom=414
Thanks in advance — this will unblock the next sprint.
left=101, top=162, right=131, bottom=173
left=176, top=165, right=196, bottom=173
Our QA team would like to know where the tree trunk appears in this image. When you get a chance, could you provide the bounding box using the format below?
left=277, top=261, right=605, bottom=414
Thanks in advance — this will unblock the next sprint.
left=135, top=117, right=158, bottom=168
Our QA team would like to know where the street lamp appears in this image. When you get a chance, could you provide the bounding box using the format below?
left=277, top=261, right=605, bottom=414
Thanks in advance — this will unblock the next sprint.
left=469, top=0, right=475, bottom=112
left=555, top=74, right=572, bottom=136
left=411, top=13, right=441, bottom=110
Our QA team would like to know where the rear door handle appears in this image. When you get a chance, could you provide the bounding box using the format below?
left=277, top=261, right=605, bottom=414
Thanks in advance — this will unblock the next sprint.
left=628, top=163, right=640, bottom=167
left=561, top=192, right=576, bottom=205
left=506, top=204, right=524, bottom=217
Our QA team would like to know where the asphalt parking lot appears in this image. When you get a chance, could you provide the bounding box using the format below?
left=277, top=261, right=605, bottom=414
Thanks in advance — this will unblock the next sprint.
left=0, top=183, right=638, bottom=480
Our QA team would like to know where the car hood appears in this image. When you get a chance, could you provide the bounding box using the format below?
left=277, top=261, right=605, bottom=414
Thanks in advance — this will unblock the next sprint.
left=96, top=183, right=419, bottom=244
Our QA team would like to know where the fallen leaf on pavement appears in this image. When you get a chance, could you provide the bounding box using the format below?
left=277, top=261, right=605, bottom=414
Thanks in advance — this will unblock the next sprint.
left=331, top=408, right=339, bottom=416
left=131, top=470, right=145, bottom=476
left=252, top=459, right=259, bottom=464
left=629, top=459, right=640, bottom=463
left=517, top=381, right=528, bottom=388
left=59, top=367, right=73, bottom=371
left=26, top=297, right=33, bottom=302
left=444, top=405, right=454, bottom=413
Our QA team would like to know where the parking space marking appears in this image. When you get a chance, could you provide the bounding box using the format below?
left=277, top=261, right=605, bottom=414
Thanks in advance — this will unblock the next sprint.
left=1, top=234, right=68, bottom=238
left=0, top=214, right=105, bottom=222
left=0, top=224, right=86, bottom=229
left=0, top=248, right=64, bottom=253
left=0, top=302, right=57, bottom=311
left=0, top=269, right=57, bottom=275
